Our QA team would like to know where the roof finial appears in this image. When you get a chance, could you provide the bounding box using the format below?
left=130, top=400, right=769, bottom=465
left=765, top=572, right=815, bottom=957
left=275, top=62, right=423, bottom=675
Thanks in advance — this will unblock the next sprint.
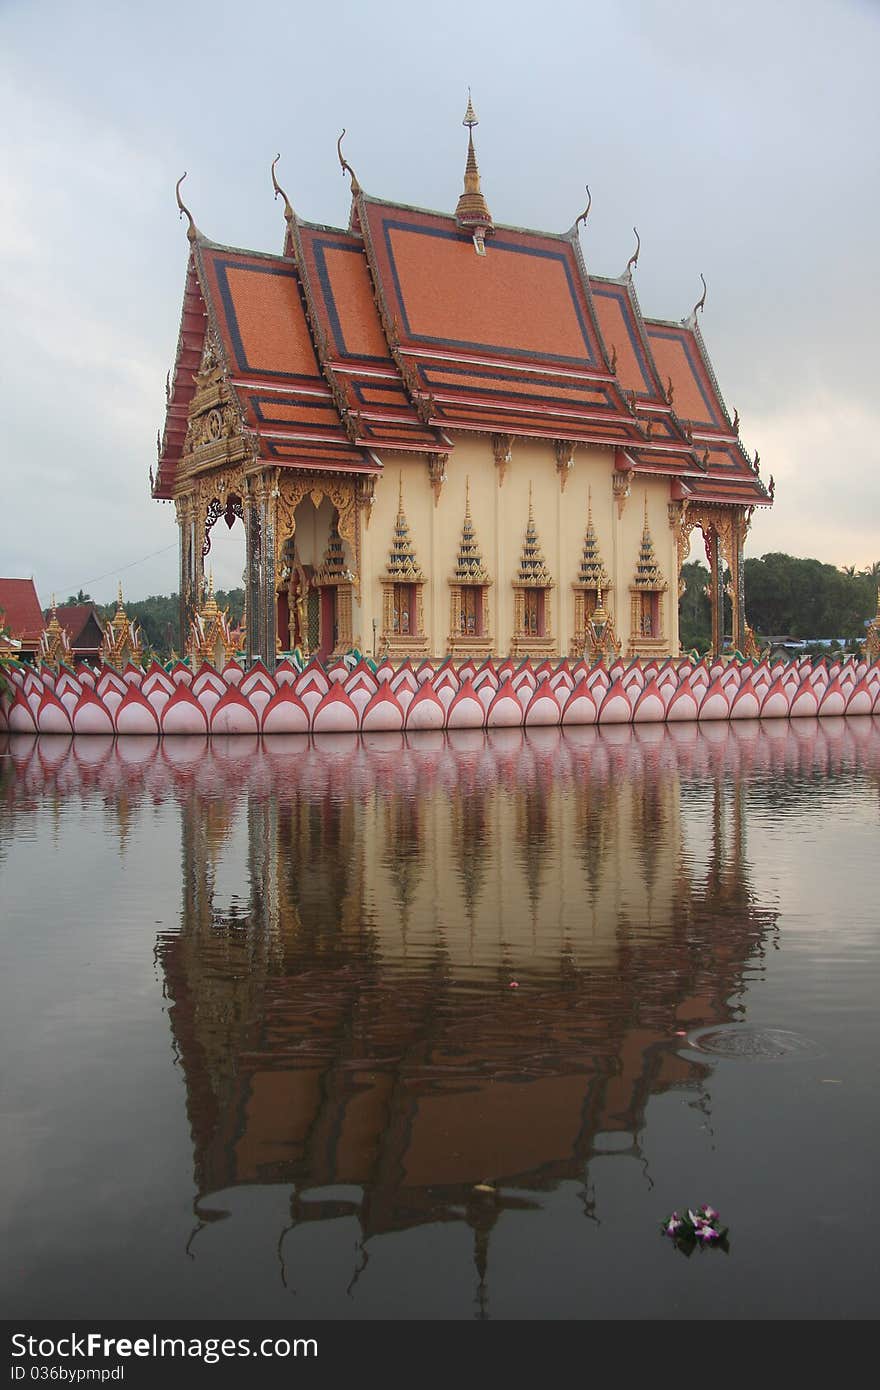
left=625, top=226, right=640, bottom=277
left=455, top=91, right=493, bottom=246
left=574, top=185, right=592, bottom=233
left=691, top=272, right=707, bottom=322
left=643, top=492, right=649, bottom=529
left=587, top=485, right=593, bottom=526
left=337, top=129, right=361, bottom=196
left=117, top=581, right=124, bottom=610
left=465, top=475, right=471, bottom=514
left=528, top=479, right=534, bottom=520
left=175, top=173, right=197, bottom=242
left=398, top=470, right=404, bottom=515
left=271, top=153, right=295, bottom=227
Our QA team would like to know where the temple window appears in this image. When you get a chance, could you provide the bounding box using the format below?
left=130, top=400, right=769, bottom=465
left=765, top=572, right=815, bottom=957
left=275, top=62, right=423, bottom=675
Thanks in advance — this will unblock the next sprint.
left=381, top=475, right=429, bottom=657
left=393, top=585, right=416, bottom=635
left=627, top=495, right=669, bottom=657
left=448, top=478, right=493, bottom=656
left=460, top=586, right=483, bottom=636
left=511, top=485, right=554, bottom=656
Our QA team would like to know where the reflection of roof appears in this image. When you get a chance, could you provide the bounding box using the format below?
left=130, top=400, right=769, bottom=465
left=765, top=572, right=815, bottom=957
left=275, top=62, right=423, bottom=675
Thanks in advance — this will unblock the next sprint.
left=154, top=161, right=772, bottom=512
left=0, top=578, right=42, bottom=642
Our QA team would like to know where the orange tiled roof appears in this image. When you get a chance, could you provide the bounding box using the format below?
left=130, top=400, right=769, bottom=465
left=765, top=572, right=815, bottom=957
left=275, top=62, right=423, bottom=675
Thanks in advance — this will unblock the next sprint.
left=358, top=197, right=645, bottom=446
left=645, top=319, right=728, bottom=434
left=154, top=175, right=770, bottom=508
left=294, top=224, right=448, bottom=454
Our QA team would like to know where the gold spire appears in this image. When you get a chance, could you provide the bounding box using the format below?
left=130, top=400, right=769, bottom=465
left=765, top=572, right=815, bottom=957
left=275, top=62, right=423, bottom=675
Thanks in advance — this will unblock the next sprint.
left=455, top=91, right=493, bottom=247
left=203, top=568, right=219, bottom=616
left=117, top=581, right=124, bottom=611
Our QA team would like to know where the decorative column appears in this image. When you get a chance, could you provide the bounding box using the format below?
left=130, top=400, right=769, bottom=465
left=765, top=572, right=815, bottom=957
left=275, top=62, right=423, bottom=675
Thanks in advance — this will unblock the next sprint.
left=258, top=473, right=277, bottom=671
left=175, top=497, right=190, bottom=655
left=731, top=509, right=746, bottom=654
left=245, top=483, right=262, bottom=666
left=192, top=490, right=205, bottom=619
left=708, top=528, right=723, bottom=658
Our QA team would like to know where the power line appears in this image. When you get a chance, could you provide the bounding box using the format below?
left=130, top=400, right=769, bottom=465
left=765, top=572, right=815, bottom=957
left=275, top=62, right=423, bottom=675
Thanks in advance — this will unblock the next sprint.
left=53, top=542, right=178, bottom=597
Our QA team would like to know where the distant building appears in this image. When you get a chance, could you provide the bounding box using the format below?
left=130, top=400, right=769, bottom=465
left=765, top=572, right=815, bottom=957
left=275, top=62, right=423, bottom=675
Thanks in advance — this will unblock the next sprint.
left=52, top=603, right=105, bottom=663
left=0, top=578, right=43, bottom=661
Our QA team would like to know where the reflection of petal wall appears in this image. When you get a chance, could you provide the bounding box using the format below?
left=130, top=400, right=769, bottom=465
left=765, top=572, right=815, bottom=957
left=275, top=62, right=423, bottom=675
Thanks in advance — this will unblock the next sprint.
left=1, top=655, right=879, bottom=734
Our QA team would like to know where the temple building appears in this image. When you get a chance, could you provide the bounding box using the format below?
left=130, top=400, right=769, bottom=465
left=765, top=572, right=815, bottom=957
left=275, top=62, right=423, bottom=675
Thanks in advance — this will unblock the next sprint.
left=0, top=578, right=43, bottom=662
left=153, top=101, right=771, bottom=666
left=51, top=602, right=105, bottom=663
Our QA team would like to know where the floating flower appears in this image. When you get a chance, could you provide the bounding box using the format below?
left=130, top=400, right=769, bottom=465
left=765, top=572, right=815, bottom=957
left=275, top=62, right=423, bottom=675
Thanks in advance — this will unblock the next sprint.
left=662, top=1204, right=728, bottom=1254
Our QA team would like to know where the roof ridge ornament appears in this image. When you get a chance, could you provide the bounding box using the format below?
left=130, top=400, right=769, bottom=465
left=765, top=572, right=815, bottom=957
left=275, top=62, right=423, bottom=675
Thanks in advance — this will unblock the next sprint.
left=175, top=173, right=198, bottom=242
left=337, top=129, right=362, bottom=196
left=686, top=273, right=707, bottom=327
left=271, top=153, right=296, bottom=228
left=574, top=184, right=592, bottom=233
left=625, top=226, right=640, bottom=278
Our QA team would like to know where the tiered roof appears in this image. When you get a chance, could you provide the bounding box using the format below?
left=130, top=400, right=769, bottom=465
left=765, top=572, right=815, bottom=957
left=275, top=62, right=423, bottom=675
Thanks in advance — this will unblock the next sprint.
left=516, top=488, right=553, bottom=587
left=577, top=490, right=611, bottom=590
left=154, top=113, right=771, bottom=513
left=315, top=521, right=353, bottom=584
left=453, top=481, right=491, bottom=584
left=384, top=477, right=424, bottom=581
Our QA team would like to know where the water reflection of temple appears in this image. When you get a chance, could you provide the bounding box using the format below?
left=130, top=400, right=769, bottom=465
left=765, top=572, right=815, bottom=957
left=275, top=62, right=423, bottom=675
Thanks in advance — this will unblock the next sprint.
left=154, top=727, right=789, bottom=1311
left=5, top=722, right=879, bottom=1313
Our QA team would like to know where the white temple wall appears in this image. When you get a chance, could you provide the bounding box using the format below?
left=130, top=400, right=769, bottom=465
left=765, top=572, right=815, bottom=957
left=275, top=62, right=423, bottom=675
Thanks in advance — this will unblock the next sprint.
left=359, top=437, right=677, bottom=659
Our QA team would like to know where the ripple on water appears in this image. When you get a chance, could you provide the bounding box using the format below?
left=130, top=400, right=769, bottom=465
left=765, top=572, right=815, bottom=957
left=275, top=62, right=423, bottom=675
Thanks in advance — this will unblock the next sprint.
left=685, top=1024, right=824, bottom=1061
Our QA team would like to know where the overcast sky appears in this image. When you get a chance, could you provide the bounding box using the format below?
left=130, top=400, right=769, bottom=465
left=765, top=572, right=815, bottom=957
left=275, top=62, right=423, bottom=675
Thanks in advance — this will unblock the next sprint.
left=2, top=0, right=877, bottom=604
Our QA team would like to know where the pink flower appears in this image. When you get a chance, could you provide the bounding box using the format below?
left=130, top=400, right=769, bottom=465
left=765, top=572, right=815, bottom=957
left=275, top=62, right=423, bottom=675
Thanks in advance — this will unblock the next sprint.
left=700, top=1205, right=719, bottom=1222
left=665, top=1215, right=683, bottom=1237
left=697, top=1225, right=719, bottom=1242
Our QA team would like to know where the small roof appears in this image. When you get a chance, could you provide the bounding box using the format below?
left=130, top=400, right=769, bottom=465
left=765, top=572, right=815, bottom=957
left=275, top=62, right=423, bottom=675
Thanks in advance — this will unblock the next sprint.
left=53, top=604, right=104, bottom=648
left=0, top=578, right=43, bottom=641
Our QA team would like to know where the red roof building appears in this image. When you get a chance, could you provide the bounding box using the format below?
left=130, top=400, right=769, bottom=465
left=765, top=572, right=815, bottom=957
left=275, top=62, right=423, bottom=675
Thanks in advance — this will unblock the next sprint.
left=0, top=578, right=43, bottom=659
left=52, top=604, right=105, bottom=661
left=154, top=104, right=771, bottom=665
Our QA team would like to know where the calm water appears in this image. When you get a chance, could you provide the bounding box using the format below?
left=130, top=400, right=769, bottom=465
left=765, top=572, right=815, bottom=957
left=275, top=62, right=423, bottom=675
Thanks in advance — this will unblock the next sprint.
left=1, top=720, right=878, bottom=1321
